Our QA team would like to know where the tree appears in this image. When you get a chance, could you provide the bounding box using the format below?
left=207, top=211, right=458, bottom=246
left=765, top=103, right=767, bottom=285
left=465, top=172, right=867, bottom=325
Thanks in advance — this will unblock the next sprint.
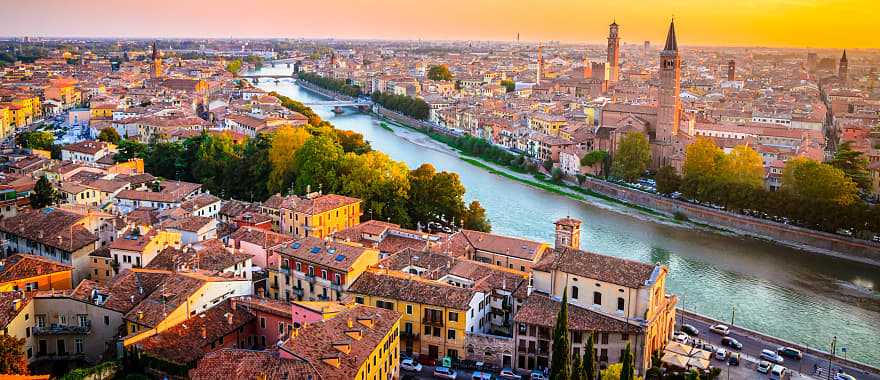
left=16, top=130, right=54, bottom=150
left=572, top=352, right=583, bottom=380
left=612, top=132, right=650, bottom=182
left=601, top=364, right=623, bottom=380
left=98, top=127, right=121, bottom=144
left=338, top=151, right=411, bottom=226
left=225, top=59, right=242, bottom=75
left=683, top=137, right=723, bottom=180
left=115, top=140, right=148, bottom=162
left=583, top=335, right=597, bottom=380
left=267, top=126, right=311, bottom=194
left=407, top=164, right=467, bottom=229
left=717, top=145, right=764, bottom=188
left=551, top=167, right=564, bottom=183
left=620, top=342, right=634, bottom=380
left=293, top=135, right=344, bottom=194
left=500, top=78, right=516, bottom=93
left=427, top=65, right=453, bottom=81
left=581, top=150, right=610, bottom=177
left=549, top=289, right=571, bottom=380
left=0, top=334, right=29, bottom=375
left=830, top=141, right=871, bottom=190
left=655, top=165, right=681, bottom=195
left=782, top=157, right=859, bottom=206
left=463, top=201, right=491, bottom=232
left=29, top=176, right=59, bottom=209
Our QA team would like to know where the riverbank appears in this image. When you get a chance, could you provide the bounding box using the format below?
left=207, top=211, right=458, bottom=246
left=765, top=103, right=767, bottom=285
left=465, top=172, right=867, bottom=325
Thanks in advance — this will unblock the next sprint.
left=369, top=107, right=880, bottom=266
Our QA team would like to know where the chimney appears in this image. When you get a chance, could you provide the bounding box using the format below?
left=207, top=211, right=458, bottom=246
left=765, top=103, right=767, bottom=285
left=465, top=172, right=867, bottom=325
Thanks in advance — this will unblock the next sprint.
left=347, top=318, right=353, bottom=328
left=201, top=326, right=207, bottom=339
left=137, top=311, right=144, bottom=320
left=12, top=299, right=21, bottom=311
left=231, top=299, right=237, bottom=311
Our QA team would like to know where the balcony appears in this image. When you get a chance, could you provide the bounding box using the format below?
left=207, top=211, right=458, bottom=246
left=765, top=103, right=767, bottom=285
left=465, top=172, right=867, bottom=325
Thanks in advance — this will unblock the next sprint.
left=278, top=266, right=290, bottom=275
left=34, top=322, right=90, bottom=335
left=400, top=331, right=420, bottom=341
left=305, top=275, right=316, bottom=284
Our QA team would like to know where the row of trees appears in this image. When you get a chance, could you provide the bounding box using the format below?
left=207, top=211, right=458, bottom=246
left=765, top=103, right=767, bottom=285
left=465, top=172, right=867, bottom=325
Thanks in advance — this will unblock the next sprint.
left=649, top=137, right=880, bottom=234
left=297, top=72, right=361, bottom=98
left=371, top=91, right=430, bottom=120
left=114, top=99, right=490, bottom=232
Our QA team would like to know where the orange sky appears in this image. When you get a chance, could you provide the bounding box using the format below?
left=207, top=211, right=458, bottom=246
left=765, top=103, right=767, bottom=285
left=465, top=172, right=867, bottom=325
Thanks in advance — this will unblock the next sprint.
left=3, top=0, right=876, bottom=49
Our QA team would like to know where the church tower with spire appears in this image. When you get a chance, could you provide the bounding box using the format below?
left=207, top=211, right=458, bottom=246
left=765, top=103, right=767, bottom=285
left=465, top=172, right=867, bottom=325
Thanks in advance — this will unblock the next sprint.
left=151, top=41, right=163, bottom=79
left=607, top=20, right=620, bottom=82
left=657, top=19, right=681, bottom=147
left=839, top=50, right=848, bottom=83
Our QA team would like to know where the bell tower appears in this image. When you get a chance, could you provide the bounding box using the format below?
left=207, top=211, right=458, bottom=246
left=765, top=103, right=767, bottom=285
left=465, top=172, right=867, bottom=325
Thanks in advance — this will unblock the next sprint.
left=839, top=50, right=848, bottom=83
left=151, top=41, right=163, bottom=79
left=554, top=217, right=582, bottom=250
left=657, top=19, right=681, bottom=145
left=607, top=20, right=620, bottom=82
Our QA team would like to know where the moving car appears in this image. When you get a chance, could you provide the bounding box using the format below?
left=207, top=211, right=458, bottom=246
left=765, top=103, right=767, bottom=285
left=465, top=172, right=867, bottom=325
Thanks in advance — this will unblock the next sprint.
left=681, top=324, right=700, bottom=336
left=709, top=324, right=730, bottom=335
left=433, top=366, right=457, bottom=379
left=835, top=372, right=857, bottom=380
left=530, top=370, right=548, bottom=380
left=714, top=348, right=728, bottom=361
left=721, top=336, right=742, bottom=350
left=471, top=372, right=493, bottom=380
left=757, top=361, right=774, bottom=374
left=777, top=346, right=803, bottom=360
left=498, top=368, right=522, bottom=379
left=727, top=353, right=740, bottom=366
left=761, top=349, right=785, bottom=364
left=401, top=358, right=423, bottom=372
left=769, top=365, right=788, bottom=380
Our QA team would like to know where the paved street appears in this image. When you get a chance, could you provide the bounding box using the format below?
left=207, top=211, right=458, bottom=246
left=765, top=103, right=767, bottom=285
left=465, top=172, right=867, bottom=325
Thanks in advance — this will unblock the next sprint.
left=680, top=314, right=879, bottom=380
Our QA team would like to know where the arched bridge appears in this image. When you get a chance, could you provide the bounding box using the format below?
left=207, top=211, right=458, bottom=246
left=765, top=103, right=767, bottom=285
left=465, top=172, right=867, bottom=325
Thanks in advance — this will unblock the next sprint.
left=301, top=100, right=372, bottom=107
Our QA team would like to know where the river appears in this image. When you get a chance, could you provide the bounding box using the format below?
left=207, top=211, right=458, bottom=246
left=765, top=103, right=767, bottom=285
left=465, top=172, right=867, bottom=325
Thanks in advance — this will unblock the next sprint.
left=249, top=69, right=880, bottom=366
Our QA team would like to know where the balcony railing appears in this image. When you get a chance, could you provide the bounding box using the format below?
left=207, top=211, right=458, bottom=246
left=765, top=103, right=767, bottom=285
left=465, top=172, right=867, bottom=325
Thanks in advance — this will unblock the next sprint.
left=422, top=316, right=444, bottom=326
left=400, top=331, right=419, bottom=341
left=34, top=322, right=91, bottom=335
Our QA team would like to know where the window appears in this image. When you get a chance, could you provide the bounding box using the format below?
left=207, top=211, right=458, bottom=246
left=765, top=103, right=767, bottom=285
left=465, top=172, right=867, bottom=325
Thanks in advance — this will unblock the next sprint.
left=78, top=314, right=88, bottom=327
left=75, top=338, right=84, bottom=354
left=448, top=312, right=459, bottom=322
left=334, top=273, right=342, bottom=284
left=295, top=262, right=301, bottom=271
left=104, top=316, right=110, bottom=325
left=617, top=297, right=625, bottom=311
left=447, top=329, right=456, bottom=340
left=601, top=333, right=609, bottom=345
left=593, top=292, right=602, bottom=306
left=355, top=296, right=364, bottom=305
left=571, top=286, right=579, bottom=299
left=406, top=304, right=413, bottom=315
left=260, top=317, right=266, bottom=329
left=278, top=322, right=285, bottom=334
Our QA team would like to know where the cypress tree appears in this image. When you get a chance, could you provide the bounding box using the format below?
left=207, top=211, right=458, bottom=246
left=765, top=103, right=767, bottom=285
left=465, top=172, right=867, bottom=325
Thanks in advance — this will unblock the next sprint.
left=571, top=351, right=583, bottom=380
left=583, top=334, right=597, bottom=380
left=29, top=176, right=58, bottom=209
left=620, top=342, right=634, bottom=380
left=549, top=289, right=571, bottom=380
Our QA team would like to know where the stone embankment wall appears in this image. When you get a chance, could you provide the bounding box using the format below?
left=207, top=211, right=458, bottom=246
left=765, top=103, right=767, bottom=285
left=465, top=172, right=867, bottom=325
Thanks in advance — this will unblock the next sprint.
left=581, top=177, right=880, bottom=264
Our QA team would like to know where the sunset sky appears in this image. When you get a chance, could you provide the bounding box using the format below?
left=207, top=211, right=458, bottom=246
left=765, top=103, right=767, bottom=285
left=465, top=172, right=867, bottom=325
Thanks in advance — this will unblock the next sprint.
left=3, top=0, right=876, bottom=49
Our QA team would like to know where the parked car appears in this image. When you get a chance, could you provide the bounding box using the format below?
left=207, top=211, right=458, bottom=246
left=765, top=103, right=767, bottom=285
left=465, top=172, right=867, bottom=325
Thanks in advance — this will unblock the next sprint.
left=529, top=370, right=547, bottom=380
left=757, top=361, right=773, bottom=374
left=498, top=368, right=522, bottom=380
left=835, top=372, right=857, bottom=380
left=417, top=356, right=437, bottom=366
left=401, top=358, right=423, bottom=372
left=769, top=365, right=788, bottom=380
left=709, top=324, right=730, bottom=335
left=714, top=348, right=728, bottom=361
left=673, top=331, right=688, bottom=343
left=472, top=371, right=494, bottom=380
left=721, top=336, right=743, bottom=350
left=761, top=349, right=785, bottom=364
left=681, top=324, right=700, bottom=336
left=727, top=353, right=740, bottom=366
left=433, top=366, right=457, bottom=379
left=777, top=346, right=803, bottom=360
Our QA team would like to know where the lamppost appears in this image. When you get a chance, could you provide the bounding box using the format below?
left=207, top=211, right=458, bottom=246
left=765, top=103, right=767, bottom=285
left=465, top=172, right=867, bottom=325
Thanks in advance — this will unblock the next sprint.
left=826, top=336, right=837, bottom=380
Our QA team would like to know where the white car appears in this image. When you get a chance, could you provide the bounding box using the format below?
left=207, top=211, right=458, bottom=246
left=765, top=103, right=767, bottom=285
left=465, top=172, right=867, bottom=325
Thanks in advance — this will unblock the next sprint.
left=709, top=324, right=730, bottom=335
left=433, top=366, right=457, bottom=379
left=835, top=373, right=857, bottom=380
left=673, top=331, right=688, bottom=343
left=757, top=360, right=773, bottom=374
left=401, top=358, right=422, bottom=372
left=714, top=348, right=728, bottom=361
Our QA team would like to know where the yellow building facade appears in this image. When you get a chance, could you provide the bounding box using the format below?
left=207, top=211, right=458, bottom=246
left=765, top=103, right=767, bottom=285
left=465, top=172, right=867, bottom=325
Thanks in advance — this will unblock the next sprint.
left=280, top=194, right=361, bottom=239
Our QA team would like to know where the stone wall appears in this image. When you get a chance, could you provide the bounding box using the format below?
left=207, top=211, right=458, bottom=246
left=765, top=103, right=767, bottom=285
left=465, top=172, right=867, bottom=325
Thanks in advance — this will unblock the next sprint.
left=465, top=332, right=515, bottom=367
left=581, top=177, right=880, bottom=264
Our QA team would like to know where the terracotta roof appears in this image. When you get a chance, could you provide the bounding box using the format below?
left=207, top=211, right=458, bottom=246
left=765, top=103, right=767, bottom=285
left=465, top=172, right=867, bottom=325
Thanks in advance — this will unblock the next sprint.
left=0, top=254, right=73, bottom=284
left=281, top=305, right=400, bottom=380
left=230, top=227, right=294, bottom=249
left=232, top=296, right=293, bottom=319
left=347, top=270, right=476, bottom=310
left=126, top=207, right=160, bottom=226
left=273, top=237, right=375, bottom=272
left=124, top=272, right=206, bottom=328
left=0, top=208, right=98, bottom=252
left=290, top=194, right=360, bottom=215
left=181, top=193, right=221, bottom=212
left=219, top=199, right=261, bottom=218
left=138, top=300, right=254, bottom=365
left=461, top=230, right=547, bottom=261
left=0, top=291, right=33, bottom=328
left=534, top=247, right=658, bottom=289
left=189, top=349, right=318, bottom=380
left=62, top=140, right=110, bottom=155
left=146, top=239, right=251, bottom=273
left=162, top=216, right=216, bottom=233
left=514, top=293, right=642, bottom=333
left=101, top=270, right=171, bottom=313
